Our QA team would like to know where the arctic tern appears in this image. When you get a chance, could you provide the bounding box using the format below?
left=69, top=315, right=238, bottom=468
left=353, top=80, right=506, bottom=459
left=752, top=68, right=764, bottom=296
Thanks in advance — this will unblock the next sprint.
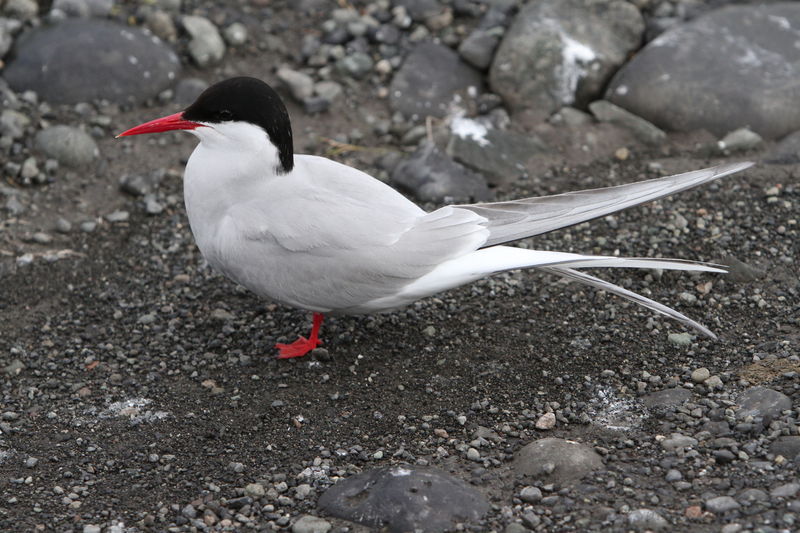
left=118, top=77, right=752, bottom=358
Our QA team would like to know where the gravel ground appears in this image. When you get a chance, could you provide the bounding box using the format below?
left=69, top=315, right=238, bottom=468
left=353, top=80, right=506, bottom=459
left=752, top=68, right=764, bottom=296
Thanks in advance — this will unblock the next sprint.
left=1, top=1, right=800, bottom=532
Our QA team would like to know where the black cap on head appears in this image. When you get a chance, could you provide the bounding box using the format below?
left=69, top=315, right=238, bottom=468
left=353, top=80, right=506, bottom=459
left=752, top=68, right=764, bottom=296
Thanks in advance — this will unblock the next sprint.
left=183, top=77, right=294, bottom=173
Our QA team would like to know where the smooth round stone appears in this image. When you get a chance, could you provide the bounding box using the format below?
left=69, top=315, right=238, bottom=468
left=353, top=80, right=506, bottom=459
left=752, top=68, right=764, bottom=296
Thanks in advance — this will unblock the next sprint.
left=5, top=19, right=180, bottom=104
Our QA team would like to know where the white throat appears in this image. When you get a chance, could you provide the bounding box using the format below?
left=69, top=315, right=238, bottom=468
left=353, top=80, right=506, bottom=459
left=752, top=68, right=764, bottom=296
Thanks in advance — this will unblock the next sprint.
left=182, top=121, right=285, bottom=248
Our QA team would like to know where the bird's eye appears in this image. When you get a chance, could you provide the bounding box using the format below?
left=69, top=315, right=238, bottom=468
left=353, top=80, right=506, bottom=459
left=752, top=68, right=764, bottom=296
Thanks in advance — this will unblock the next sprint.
left=218, top=110, right=233, bottom=121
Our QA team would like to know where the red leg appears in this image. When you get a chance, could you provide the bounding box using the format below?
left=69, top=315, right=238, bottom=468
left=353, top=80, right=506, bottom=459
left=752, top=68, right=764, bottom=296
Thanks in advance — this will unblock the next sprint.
left=275, top=313, right=324, bottom=359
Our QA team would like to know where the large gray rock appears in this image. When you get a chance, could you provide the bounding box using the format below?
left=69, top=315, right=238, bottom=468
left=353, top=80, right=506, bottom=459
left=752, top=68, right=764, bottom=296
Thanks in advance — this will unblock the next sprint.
left=4, top=19, right=180, bottom=104
left=490, top=0, right=644, bottom=114
left=736, top=386, right=792, bottom=423
left=391, top=141, right=490, bottom=203
left=607, top=4, right=800, bottom=139
left=390, top=42, right=483, bottom=119
left=447, top=118, right=547, bottom=186
left=318, top=465, right=489, bottom=533
left=514, top=438, right=604, bottom=484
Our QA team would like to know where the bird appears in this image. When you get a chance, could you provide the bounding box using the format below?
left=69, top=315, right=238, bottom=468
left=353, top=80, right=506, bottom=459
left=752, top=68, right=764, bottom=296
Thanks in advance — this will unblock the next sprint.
left=117, top=76, right=752, bottom=359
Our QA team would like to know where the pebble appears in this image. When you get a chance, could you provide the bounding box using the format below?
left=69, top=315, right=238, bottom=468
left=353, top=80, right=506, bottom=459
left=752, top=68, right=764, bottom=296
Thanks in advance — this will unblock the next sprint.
left=535, top=412, right=556, bottom=430
left=691, top=367, right=710, bottom=383
left=660, top=433, right=697, bottom=451
left=35, top=126, right=99, bottom=167
left=770, top=483, right=799, bottom=499
left=667, top=332, right=692, bottom=346
left=718, top=127, right=763, bottom=152
left=589, top=100, right=667, bottom=146
left=79, top=220, right=97, bottom=233
left=519, top=486, right=542, bottom=503
left=32, top=232, right=52, bottom=244
left=704, top=496, right=740, bottom=513
left=337, top=52, right=373, bottom=79
left=628, top=508, right=668, bottom=531
left=223, top=22, right=248, bottom=46
left=182, top=15, right=225, bottom=67
left=277, top=67, right=314, bottom=102
left=466, top=447, right=480, bottom=461
left=146, top=10, right=177, bottom=41
left=105, top=210, right=130, bottom=223
left=292, top=515, right=331, bottom=533
left=244, top=483, right=265, bottom=498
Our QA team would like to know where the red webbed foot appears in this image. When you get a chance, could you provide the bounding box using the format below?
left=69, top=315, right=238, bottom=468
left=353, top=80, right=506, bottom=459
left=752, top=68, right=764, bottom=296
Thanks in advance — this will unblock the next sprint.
left=275, top=312, right=325, bottom=359
left=275, top=336, right=322, bottom=359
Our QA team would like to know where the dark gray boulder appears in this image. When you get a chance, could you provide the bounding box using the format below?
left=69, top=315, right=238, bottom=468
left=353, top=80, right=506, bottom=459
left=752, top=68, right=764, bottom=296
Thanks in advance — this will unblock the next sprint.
left=390, top=42, right=483, bottom=119
left=5, top=19, right=180, bottom=104
left=490, top=0, right=644, bottom=115
left=607, top=4, right=800, bottom=139
left=318, top=465, right=489, bottom=532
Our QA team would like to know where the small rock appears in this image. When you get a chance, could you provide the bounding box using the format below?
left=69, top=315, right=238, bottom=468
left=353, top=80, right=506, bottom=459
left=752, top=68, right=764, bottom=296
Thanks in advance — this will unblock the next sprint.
left=146, top=10, right=177, bottom=41
left=32, top=232, right=52, bottom=244
left=174, top=78, right=208, bottom=106
left=391, top=141, right=490, bottom=203
left=245, top=483, right=265, bottom=499
left=704, top=495, right=740, bottom=514
left=589, top=100, right=667, bottom=145
left=770, top=482, right=799, bottom=499
left=314, top=80, right=342, bottom=103
left=535, top=412, right=556, bottom=430
left=80, top=220, right=97, bottom=232
left=704, top=375, right=723, bottom=390
left=223, top=22, right=248, bottom=46
left=466, top=447, right=480, bottom=461
left=642, top=387, right=691, bottom=409
left=691, top=368, right=710, bottom=383
left=182, top=15, right=226, bottom=67
left=211, top=308, right=235, bottom=321
left=35, top=126, right=99, bottom=167
left=120, top=169, right=164, bottom=196
left=390, top=42, right=483, bottom=118
left=718, top=127, right=763, bottom=153
left=106, top=210, right=130, bottom=223
left=4, top=0, right=38, bottom=21
left=739, top=488, right=768, bottom=503
left=292, top=515, right=331, bottom=533
left=628, top=509, right=669, bottom=531
left=519, top=486, right=542, bottom=503
left=458, top=30, right=499, bottom=70
left=337, top=52, right=374, bottom=79
left=660, top=433, right=697, bottom=452
left=667, top=332, right=692, bottom=346
left=277, top=67, right=314, bottom=102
